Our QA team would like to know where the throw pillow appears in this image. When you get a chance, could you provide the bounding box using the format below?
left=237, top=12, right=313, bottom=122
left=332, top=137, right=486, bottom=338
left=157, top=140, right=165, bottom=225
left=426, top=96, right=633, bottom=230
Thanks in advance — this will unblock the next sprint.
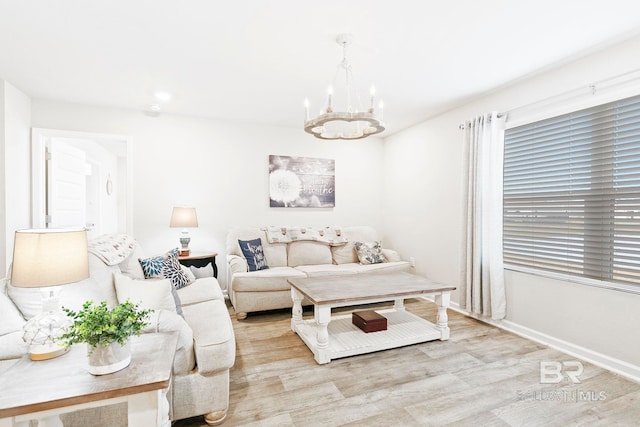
left=139, top=248, right=192, bottom=290
left=238, top=238, right=269, bottom=272
left=113, top=272, right=177, bottom=313
left=190, top=262, right=214, bottom=278
left=162, top=251, right=191, bottom=290
left=354, top=241, right=387, bottom=265
left=139, top=254, right=167, bottom=279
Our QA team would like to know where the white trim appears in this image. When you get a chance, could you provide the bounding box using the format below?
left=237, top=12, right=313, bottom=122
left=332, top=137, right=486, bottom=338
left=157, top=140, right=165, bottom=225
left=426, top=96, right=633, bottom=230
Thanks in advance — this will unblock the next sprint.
left=504, top=265, right=640, bottom=296
left=421, top=296, right=640, bottom=384
left=506, top=68, right=640, bottom=129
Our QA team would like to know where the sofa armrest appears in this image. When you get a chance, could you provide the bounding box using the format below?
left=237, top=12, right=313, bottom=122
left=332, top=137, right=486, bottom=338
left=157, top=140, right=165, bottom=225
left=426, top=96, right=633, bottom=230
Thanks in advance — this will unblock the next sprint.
left=381, top=248, right=402, bottom=262
left=182, top=300, right=235, bottom=375
left=227, top=254, right=247, bottom=275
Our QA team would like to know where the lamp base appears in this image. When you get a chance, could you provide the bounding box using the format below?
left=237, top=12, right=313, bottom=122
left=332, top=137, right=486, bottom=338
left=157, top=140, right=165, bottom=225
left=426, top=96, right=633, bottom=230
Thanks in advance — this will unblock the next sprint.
left=29, top=343, right=69, bottom=361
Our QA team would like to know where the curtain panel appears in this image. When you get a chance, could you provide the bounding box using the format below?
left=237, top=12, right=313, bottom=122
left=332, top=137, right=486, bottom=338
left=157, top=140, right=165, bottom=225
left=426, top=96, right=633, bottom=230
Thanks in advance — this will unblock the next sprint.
left=460, top=112, right=506, bottom=320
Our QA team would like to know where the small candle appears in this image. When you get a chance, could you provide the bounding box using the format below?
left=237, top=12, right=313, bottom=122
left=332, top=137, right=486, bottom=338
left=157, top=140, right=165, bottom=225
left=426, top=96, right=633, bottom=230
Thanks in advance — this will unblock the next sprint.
left=327, top=85, right=333, bottom=113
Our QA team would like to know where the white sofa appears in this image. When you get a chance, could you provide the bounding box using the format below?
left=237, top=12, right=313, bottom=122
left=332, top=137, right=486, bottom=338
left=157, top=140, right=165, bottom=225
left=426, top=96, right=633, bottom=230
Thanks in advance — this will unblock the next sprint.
left=0, top=241, right=235, bottom=426
left=226, top=226, right=411, bottom=319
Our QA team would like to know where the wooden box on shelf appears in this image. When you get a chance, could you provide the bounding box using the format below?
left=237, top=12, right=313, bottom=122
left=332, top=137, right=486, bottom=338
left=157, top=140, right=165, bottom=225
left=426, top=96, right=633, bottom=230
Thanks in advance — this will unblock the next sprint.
left=352, top=310, right=387, bottom=333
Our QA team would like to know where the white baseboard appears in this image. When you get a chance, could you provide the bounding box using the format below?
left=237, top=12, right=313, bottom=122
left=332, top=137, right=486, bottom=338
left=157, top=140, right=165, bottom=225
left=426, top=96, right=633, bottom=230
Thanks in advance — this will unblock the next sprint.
left=422, top=297, right=640, bottom=383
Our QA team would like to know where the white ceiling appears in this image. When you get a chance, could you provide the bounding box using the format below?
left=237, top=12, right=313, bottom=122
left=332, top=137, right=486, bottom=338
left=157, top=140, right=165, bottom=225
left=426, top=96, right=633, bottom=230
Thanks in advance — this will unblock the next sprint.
left=2, top=0, right=640, bottom=136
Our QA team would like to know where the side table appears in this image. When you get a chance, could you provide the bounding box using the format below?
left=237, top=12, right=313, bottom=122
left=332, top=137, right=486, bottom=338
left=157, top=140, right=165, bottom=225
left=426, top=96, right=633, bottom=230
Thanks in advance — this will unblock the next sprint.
left=0, top=332, right=178, bottom=427
left=178, top=251, right=218, bottom=278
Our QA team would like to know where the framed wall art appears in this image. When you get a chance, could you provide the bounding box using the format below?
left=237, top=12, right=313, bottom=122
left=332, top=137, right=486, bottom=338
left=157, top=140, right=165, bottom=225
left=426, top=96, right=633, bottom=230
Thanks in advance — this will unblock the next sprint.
left=269, top=155, right=335, bottom=207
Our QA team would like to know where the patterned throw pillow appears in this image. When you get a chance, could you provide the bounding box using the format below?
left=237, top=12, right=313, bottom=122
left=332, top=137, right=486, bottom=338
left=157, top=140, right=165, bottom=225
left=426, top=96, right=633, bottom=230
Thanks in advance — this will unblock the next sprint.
left=139, top=248, right=191, bottom=289
left=139, top=254, right=167, bottom=279
left=354, top=241, right=387, bottom=265
left=238, top=238, right=269, bottom=272
left=162, top=251, right=192, bottom=289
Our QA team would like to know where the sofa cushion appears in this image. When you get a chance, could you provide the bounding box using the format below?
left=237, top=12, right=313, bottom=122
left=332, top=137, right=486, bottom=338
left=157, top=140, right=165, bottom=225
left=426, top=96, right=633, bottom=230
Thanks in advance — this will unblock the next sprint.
left=177, top=277, right=224, bottom=306
left=114, top=273, right=177, bottom=313
left=354, top=241, right=387, bottom=265
left=295, top=264, right=359, bottom=277
left=238, top=238, right=269, bottom=272
left=232, top=267, right=306, bottom=292
left=331, top=226, right=380, bottom=264
left=335, top=261, right=412, bottom=274
left=182, top=299, right=235, bottom=375
left=287, top=241, right=332, bottom=267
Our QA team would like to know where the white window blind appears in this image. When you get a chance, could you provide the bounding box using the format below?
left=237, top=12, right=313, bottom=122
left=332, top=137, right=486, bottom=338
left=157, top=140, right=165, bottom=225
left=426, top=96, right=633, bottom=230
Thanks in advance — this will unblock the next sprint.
left=503, top=94, right=640, bottom=286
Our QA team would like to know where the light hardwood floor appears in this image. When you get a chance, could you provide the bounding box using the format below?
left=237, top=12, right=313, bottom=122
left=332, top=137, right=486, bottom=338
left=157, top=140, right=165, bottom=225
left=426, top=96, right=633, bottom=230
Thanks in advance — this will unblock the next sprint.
left=175, top=299, right=640, bottom=426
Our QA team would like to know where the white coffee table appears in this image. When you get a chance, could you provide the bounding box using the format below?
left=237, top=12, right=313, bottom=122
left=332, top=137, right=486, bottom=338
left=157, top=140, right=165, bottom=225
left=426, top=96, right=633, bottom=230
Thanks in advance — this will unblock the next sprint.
left=288, top=272, right=455, bottom=364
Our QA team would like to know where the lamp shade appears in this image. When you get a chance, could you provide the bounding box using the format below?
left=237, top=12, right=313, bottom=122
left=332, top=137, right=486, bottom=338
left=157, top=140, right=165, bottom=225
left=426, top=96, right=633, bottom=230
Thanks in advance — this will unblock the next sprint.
left=170, top=207, right=198, bottom=228
left=11, top=229, right=89, bottom=288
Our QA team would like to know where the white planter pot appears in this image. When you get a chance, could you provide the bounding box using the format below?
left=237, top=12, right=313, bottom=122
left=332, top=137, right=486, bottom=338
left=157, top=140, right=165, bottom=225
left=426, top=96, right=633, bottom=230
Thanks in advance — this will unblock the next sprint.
left=87, top=340, right=132, bottom=375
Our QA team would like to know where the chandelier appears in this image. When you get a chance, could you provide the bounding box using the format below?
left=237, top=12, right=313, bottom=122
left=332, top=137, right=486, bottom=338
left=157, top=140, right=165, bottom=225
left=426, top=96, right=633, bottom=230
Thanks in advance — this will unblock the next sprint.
left=303, top=34, right=385, bottom=140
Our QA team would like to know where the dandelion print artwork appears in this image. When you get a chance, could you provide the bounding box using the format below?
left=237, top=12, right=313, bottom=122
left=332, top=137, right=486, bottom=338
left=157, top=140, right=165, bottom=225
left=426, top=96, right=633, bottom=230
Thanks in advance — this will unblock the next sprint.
left=269, top=155, right=335, bottom=207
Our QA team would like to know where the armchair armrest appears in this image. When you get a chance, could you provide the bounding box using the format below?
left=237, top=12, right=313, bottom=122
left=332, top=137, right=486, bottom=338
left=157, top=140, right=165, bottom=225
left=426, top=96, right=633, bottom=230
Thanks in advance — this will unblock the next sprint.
left=227, top=254, right=247, bottom=274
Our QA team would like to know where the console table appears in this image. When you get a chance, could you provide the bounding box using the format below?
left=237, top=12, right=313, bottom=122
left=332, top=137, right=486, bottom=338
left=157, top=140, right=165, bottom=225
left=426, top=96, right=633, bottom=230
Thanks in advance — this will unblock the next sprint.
left=0, top=332, right=178, bottom=427
left=178, top=251, right=218, bottom=278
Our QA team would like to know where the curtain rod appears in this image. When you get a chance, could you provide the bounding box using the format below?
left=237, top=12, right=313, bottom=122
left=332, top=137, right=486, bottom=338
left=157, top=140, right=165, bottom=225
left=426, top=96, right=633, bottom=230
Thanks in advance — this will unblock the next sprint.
left=457, top=67, right=640, bottom=131
left=458, top=112, right=505, bottom=130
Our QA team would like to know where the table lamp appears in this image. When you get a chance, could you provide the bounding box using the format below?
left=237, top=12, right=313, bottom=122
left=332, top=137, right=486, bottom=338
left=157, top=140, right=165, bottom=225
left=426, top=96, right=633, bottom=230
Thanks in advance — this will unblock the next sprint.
left=11, top=229, right=89, bottom=361
left=170, top=207, right=198, bottom=256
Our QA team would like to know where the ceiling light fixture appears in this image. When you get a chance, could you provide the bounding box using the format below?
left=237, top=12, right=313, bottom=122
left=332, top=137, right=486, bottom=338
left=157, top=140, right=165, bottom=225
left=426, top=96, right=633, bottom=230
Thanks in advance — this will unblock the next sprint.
left=304, top=34, right=385, bottom=140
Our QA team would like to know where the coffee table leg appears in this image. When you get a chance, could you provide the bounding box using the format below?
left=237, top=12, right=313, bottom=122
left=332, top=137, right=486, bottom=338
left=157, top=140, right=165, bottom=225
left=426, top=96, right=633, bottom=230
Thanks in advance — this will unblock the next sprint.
left=314, top=305, right=331, bottom=364
left=291, top=288, right=303, bottom=331
left=435, top=291, right=451, bottom=340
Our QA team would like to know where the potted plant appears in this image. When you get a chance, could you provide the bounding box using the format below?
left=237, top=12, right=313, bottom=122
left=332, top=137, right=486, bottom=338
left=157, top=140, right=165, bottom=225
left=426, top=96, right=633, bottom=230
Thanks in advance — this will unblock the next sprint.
left=61, top=300, right=151, bottom=375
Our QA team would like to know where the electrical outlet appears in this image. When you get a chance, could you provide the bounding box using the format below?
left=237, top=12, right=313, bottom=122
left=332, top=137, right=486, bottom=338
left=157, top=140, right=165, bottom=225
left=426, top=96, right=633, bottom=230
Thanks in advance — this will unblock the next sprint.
left=409, top=256, right=416, bottom=267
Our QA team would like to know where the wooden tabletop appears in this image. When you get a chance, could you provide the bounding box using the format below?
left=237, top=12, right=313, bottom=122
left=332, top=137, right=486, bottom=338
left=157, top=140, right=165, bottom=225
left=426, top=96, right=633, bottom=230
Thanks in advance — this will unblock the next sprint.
left=178, top=251, right=217, bottom=260
left=288, top=272, right=456, bottom=305
left=0, top=332, right=178, bottom=418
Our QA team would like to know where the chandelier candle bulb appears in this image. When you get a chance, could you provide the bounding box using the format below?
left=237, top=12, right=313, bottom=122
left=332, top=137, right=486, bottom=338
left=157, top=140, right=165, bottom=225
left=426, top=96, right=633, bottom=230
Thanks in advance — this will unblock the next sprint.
left=327, top=85, right=333, bottom=113
left=304, top=98, right=310, bottom=121
left=369, top=85, right=376, bottom=112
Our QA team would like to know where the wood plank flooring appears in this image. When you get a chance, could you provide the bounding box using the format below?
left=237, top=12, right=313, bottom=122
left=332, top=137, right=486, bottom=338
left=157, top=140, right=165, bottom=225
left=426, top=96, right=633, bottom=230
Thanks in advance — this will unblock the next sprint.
left=175, top=299, right=640, bottom=426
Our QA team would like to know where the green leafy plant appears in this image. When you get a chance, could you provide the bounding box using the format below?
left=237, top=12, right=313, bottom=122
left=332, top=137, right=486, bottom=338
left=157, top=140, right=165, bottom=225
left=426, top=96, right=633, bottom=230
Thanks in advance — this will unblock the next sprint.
left=61, top=300, right=151, bottom=348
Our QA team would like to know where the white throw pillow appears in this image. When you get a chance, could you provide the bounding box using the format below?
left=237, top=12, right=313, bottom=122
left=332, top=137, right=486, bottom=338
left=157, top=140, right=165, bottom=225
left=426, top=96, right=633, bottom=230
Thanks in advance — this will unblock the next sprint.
left=113, top=273, right=176, bottom=313
left=181, top=265, right=197, bottom=284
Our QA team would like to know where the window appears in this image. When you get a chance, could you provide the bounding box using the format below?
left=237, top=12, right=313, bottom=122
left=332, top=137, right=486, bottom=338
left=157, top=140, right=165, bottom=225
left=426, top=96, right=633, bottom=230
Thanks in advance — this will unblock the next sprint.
left=503, top=94, right=640, bottom=287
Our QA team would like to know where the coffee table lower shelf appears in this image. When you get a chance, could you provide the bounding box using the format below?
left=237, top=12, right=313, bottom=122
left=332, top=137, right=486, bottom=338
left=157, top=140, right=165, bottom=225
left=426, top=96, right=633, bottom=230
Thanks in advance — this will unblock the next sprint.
left=292, top=308, right=443, bottom=364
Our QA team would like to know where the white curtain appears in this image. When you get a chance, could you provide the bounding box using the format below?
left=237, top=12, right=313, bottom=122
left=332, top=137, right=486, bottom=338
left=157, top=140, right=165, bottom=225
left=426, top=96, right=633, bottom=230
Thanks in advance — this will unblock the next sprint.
left=460, top=112, right=506, bottom=320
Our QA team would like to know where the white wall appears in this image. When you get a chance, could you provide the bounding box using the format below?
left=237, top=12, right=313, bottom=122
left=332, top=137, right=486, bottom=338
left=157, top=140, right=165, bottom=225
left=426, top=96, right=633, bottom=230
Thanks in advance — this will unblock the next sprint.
left=31, top=102, right=386, bottom=289
left=383, top=34, right=640, bottom=371
left=1, top=81, right=31, bottom=273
